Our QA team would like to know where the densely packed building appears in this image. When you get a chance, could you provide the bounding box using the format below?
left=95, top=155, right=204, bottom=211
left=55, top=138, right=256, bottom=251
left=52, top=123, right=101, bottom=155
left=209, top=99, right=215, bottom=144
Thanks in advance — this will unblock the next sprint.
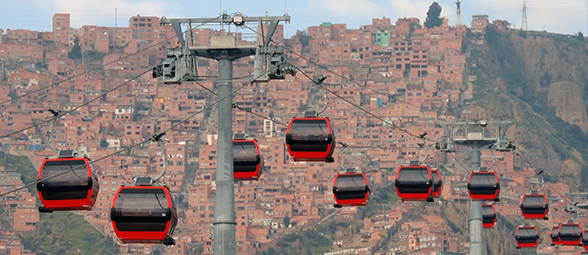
left=0, top=12, right=580, bottom=255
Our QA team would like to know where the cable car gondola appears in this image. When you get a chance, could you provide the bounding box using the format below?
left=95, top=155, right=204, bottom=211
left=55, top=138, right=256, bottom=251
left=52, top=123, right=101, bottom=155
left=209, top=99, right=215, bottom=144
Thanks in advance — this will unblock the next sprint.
left=233, top=134, right=264, bottom=181
left=550, top=225, right=561, bottom=246
left=37, top=149, right=99, bottom=213
left=431, top=169, right=442, bottom=198
left=520, top=193, right=549, bottom=220
left=285, top=110, right=335, bottom=163
left=333, top=170, right=370, bottom=207
left=558, top=222, right=582, bottom=246
left=482, top=204, right=497, bottom=228
left=395, top=165, right=433, bottom=202
left=110, top=177, right=178, bottom=245
left=515, top=225, right=540, bottom=249
left=582, top=230, right=588, bottom=249
left=467, top=170, right=500, bottom=201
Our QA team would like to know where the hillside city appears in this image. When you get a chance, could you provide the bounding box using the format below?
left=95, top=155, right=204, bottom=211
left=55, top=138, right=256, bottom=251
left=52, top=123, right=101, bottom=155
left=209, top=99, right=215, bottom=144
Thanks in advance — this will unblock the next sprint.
left=0, top=7, right=586, bottom=255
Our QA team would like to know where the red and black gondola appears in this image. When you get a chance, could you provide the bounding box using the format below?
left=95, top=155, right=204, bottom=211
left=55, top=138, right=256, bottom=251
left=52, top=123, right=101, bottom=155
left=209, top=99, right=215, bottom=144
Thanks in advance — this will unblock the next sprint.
left=582, top=230, right=588, bottom=249
left=515, top=225, right=540, bottom=249
left=558, top=222, right=582, bottom=246
left=550, top=225, right=562, bottom=246
left=520, top=193, right=549, bottom=220
left=333, top=171, right=370, bottom=207
left=233, top=134, right=264, bottom=181
left=395, top=165, right=434, bottom=202
left=110, top=177, right=178, bottom=245
left=467, top=171, right=500, bottom=201
left=36, top=150, right=99, bottom=213
left=285, top=110, right=335, bottom=163
left=482, top=204, right=497, bottom=228
left=431, top=169, right=442, bottom=198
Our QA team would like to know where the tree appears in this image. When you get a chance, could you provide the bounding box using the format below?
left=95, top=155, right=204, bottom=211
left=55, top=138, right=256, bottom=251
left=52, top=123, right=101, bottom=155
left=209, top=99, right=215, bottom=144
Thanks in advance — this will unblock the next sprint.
left=68, top=37, right=82, bottom=59
left=424, top=2, right=443, bottom=28
left=283, top=216, right=291, bottom=228
left=100, top=139, right=109, bottom=148
left=575, top=31, right=585, bottom=41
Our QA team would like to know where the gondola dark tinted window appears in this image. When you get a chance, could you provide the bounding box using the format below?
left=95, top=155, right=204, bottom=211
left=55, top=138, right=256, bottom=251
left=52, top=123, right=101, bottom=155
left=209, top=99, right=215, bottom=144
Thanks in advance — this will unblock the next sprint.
left=482, top=206, right=495, bottom=221
left=112, top=189, right=170, bottom=232
left=551, top=227, right=559, bottom=240
left=287, top=119, right=332, bottom=151
left=334, top=175, right=368, bottom=200
left=559, top=225, right=582, bottom=241
left=233, top=142, right=260, bottom=172
left=522, top=196, right=545, bottom=207
left=517, top=228, right=539, bottom=243
left=469, top=173, right=498, bottom=194
left=39, top=160, right=90, bottom=200
left=432, top=171, right=441, bottom=192
left=396, top=167, right=431, bottom=193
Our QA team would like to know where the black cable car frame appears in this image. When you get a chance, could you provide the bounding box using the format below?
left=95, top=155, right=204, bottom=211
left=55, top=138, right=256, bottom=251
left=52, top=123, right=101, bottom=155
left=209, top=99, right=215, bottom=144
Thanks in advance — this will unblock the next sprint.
left=110, top=136, right=178, bottom=245
left=515, top=225, right=540, bottom=249
left=285, top=110, right=336, bottom=163
left=482, top=204, right=496, bottom=228
left=233, top=133, right=264, bottom=181
left=467, top=168, right=500, bottom=201
left=36, top=149, right=100, bottom=213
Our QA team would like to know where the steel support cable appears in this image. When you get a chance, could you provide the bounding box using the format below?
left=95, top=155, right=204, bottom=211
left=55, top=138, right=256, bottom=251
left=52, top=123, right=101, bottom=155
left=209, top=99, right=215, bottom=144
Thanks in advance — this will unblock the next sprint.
left=293, top=65, right=434, bottom=142
left=0, top=16, right=223, bottom=107
left=232, top=104, right=288, bottom=127
left=517, top=148, right=570, bottom=204
left=283, top=47, right=421, bottom=107
left=0, top=74, right=259, bottom=198
left=0, top=68, right=151, bottom=140
left=448, top=152, right=472, bottom=175
left=0, top=20, right=281, bottom=198
left=240, top=23, right=420, bottom=108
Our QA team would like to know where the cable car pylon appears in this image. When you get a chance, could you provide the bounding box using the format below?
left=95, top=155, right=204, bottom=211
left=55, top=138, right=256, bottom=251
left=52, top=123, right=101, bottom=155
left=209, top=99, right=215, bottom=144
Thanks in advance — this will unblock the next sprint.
left=436, top=120, right=515, bottom=255
left=152, top=13, right=294, bottom=255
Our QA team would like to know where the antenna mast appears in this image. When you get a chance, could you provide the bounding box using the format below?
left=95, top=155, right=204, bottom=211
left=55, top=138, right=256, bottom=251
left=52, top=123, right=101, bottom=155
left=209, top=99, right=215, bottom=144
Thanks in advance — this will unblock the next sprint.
left=521, top=1, right=528, bottom=31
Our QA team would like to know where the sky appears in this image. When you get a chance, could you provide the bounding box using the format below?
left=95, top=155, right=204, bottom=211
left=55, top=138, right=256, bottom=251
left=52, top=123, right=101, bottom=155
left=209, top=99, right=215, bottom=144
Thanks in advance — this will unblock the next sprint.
left=0, top=0, right=587, bottom=37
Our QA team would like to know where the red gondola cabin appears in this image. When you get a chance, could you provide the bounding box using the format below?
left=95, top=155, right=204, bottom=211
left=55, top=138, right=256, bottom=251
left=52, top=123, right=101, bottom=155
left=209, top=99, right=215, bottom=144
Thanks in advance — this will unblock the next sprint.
left=467, top=171, right=500, bottom=201
left=515, top=225, right=540, bottom=249
left=36, top=150, right=99, bottom=213
left=431, top=169, right=442, bottom=198
left=333, top=171, right=370, bottom=207
left=285, top=110, right=335, bottom=163
left=111, top=178, right=178, bottom=245
left=395, top=165, right=433, bottom=202
left=558, top=222, right=582, bottom=246
left=482, top=204, right=497, bottom=228
left=582, top=230, right=588, bottom=249
left=233, top=134, right=264, bottom=181
left=550, top=225, right=561, bottom=246
left=520, top=193, right=549, bottom=220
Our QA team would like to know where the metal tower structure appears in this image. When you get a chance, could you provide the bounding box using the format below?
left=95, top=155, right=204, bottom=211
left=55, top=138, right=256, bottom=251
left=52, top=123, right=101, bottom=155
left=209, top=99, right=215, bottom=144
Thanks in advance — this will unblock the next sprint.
left=153, top=13, right=294, bottom=255
left=436, top=120, right=515, bottom=255
left=455, top=0, right=462, bottom=26
left=521, top=1, right=528, bottom=31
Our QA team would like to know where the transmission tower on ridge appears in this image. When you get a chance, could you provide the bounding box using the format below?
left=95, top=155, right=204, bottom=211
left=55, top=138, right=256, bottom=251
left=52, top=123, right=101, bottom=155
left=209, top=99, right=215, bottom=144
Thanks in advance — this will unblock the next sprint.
left=521, top=1, right=528, bottom=31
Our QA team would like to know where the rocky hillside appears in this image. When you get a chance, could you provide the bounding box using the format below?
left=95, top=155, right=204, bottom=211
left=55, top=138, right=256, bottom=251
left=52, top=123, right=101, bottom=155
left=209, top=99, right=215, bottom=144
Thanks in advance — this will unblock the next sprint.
left=462, top=27, right=588, bottom=188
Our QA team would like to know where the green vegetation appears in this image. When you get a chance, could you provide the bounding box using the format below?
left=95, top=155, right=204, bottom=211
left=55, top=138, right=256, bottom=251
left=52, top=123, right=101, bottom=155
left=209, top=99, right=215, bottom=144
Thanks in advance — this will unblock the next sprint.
left=467, top=26, right=588, bottom=188
left=258, top=229, right=332, bottom=255
left=362, top=183, right=398, bottom=217
left=68, top=37, right=82, bottom=60
left=424, top=2, right=443, bottom=28
left=84, top=50, right=105, bottom=61
left=0, top=154, right=38, bottom=192
left=22, top=212, right=118, bottom=255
